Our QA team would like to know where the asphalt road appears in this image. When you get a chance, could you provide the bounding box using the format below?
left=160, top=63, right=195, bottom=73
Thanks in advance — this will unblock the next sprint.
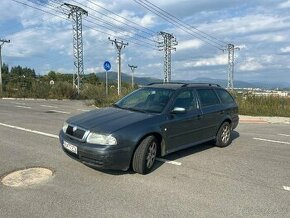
left=0, top=99, right=289, bottom=218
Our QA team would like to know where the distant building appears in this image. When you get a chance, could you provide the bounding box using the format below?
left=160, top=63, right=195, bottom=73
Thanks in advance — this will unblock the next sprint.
left=235, top=88, right=289, bottom=97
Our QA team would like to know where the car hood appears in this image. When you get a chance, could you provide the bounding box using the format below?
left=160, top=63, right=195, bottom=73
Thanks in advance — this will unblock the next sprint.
left=68, top=107, right=154, bottom=133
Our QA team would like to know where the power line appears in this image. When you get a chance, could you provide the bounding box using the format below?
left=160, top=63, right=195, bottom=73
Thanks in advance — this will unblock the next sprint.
left=133, top=0, right=225, bottom=50
left=85, top=0, right=156, bottom=36
left=12, top=0, right=69, bottom=21
left=46, top=1, right=158, bottom=48
left=56, top=0, right=156, bottom=38
left=66, top=0, right=157, bottom=44
left=140, top=0, right=228, bottom=46
left=14, top=0, right=157, bottom=50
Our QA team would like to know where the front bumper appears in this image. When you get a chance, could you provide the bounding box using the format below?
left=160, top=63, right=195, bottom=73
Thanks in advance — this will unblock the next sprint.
left=59, top=131, right=132, bottom=171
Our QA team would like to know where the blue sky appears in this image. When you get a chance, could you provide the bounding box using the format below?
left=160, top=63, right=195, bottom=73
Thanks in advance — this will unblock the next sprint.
left=1, top=0, right=290, bottom=84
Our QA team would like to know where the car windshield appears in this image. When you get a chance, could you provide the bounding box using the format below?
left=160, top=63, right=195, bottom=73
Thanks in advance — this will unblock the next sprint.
left=114, top=87, right=174, bottom=113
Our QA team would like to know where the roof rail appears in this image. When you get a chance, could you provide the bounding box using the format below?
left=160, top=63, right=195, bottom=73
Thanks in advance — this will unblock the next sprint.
left=183, top=83, right=221, bottom=87
left=147, top=82, right=221, bottom=88
left=147, top=82, right=187, bottom=86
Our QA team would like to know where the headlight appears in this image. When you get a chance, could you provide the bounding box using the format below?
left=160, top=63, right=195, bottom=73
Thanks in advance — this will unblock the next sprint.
left=86, top=133, right=117, bottom=145
left=62, top=122, right=68, bottom=133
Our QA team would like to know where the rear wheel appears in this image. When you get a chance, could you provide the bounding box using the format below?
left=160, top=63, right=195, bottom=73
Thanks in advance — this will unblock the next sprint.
left=215, top=122, right=232, bottom=147
left=132, top=135, right=158, bottom=174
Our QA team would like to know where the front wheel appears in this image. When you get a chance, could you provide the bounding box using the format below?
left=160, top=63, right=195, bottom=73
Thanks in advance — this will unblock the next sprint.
left=215, top=122, right=232, bottom=147
left=132, top=135, right=158, bottom=174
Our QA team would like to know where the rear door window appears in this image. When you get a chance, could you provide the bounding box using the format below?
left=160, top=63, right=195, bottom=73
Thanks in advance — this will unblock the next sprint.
left=172, top=90, right=198, bottom=111
left=196, top=89, right=220, bottom=107
left=216, top=89, right=235, bottom=104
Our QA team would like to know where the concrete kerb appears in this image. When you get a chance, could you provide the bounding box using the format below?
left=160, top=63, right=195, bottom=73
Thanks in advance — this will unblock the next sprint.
left=239, top=115, right=290, bottom=124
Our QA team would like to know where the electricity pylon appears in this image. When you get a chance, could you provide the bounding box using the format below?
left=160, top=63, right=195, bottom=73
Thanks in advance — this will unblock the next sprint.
left=108, top=37, right=128, bottom=96
left=63, top=3, right=88, bottom=94
left=128, top=64, right=137, bottom=88
left=226, top=44, right=239, bottom=90
left=158, top=32, right=177, bottom=83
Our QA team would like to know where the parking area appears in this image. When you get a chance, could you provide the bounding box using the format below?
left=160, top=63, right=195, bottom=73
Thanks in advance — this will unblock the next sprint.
left=0, top=99, right=289, bottom=217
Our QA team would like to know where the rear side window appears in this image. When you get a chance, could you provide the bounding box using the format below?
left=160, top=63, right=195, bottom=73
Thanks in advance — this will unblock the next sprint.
left=197, top=89, right=220, bottom=107
left=216, top=89, right=235, bottom=104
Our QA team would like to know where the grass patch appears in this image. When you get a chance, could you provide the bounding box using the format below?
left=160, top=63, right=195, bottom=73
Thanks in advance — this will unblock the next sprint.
left=234, top=94, right=290, bottom=117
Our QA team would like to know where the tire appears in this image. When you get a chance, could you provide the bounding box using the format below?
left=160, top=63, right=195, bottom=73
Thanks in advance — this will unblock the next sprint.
left=132, top=135, right=158, bottom=174
left=215, top=122, right=232, bottom=147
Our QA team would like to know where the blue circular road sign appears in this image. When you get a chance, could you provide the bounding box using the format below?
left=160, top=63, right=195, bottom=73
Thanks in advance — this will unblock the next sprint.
left=103, top=61, right=111, bottom=71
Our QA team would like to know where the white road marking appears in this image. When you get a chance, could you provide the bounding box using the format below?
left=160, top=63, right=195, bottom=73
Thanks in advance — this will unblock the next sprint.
left=15, top=105, right=31, bottom=109
left=156, top=158, right=182, bottom=166
left=278, top=134, right=290, bottom=137
left=253, top=137, right=290, bottom=145
left=77, top=109, right=90, bottom=112
left=40, top=104, right=58, bottom=108
left=0, top=122, right=181, bottom=167
left=283, top=186, right=290, bottom=191
left=48, top=110, right=70, bottom=114
left=0, top=122, right=59, bottom=139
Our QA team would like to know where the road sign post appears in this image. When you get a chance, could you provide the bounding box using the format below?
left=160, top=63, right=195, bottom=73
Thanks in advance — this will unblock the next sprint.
left=103, top=61, right=111, bottom=96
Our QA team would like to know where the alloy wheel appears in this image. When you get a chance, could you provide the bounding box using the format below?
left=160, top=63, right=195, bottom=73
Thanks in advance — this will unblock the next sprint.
left=146, top=142, right=157, bottom=169
left=221, top=125, right=230, bottom=144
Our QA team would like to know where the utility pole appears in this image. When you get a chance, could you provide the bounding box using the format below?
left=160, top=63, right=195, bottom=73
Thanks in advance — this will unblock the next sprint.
left=158, top=31, right=177, bottom=83
left=0, top=39, right=10, bottom=94
left=63, top=3, right=88, bottom=94
left=108, top=37, right=128, bottom=96
left=226, top=44, right=239, bottom=90
left=128, top=64, right=137, bottom=88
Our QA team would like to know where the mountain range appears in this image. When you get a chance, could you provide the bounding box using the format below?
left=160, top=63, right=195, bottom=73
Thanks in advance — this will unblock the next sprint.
left=96, top=72, right=290, bottom=89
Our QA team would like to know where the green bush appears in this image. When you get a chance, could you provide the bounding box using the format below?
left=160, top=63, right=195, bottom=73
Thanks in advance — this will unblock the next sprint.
left=49, top=81, right=76, bottom=99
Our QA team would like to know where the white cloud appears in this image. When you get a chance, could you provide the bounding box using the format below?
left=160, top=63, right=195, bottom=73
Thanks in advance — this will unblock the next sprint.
left=147, top=63, right=162, bottom=68
left=178, top=39, right=203, bottom=51
left=278, top=0, right=290, bottom=8
left=6, top=28, right=71, bottom=58
left=239, top=62, right=263, bottom=71
left=249, top=34, right=286, bottom=42
left=185, top=54, right=227, bottom=67
left=86, top=66, right=102, bottom=73
left=239, top=55, right=273, bottom=71
left=280, top=46, right=290, bottom=53
left=237, top=44, right=247, bottom=49
left=201, top=14, right=290, bottom=36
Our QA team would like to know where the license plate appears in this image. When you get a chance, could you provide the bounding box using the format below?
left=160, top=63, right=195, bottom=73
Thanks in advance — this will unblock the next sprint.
left=63, top=141, right=78, bottom=154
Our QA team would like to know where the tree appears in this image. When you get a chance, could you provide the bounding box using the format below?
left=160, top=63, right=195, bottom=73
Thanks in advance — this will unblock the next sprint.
left=48, top=71, right=57, bottom=81
left=83, top=73, right=100, bottom=85
left=1, top=63, right=9, bottom=86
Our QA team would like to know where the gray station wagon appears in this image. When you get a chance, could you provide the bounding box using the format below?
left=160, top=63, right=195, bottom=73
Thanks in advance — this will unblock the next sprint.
left=59, top=83, right=239, bottom=174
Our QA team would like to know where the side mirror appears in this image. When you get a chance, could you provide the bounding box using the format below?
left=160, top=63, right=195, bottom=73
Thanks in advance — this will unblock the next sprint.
left=171, top=107, right=186, bottom=114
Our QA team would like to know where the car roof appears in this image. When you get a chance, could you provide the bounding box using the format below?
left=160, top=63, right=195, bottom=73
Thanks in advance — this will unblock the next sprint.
left=146, top=82, right=222, bottom=90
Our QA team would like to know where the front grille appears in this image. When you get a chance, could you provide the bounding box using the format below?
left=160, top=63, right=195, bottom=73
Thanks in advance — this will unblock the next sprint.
left=66, top=125, right=87, bottom=141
